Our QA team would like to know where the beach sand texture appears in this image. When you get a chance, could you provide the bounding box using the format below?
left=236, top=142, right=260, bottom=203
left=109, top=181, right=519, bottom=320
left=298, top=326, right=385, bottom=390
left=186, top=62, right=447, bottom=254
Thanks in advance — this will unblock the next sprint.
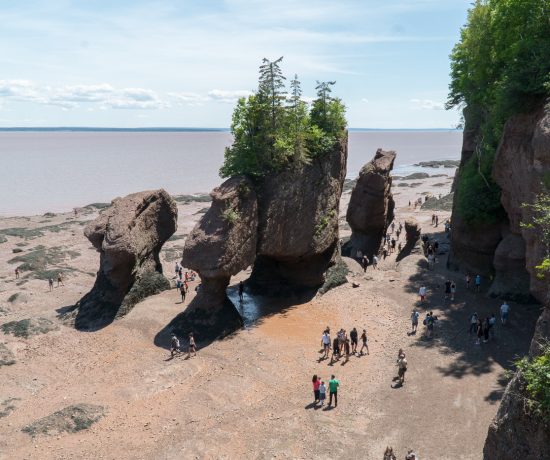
left=0, top=176, right=539, bottom=459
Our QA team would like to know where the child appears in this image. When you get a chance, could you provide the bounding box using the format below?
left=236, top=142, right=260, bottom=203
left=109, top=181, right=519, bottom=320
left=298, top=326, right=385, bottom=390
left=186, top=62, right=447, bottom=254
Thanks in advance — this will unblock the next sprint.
left=319, top=381, right=326, bottom=406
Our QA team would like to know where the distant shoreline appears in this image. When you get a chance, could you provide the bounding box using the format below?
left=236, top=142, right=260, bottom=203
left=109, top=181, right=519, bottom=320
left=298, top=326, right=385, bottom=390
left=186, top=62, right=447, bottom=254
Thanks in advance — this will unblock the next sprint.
left=0, top=127, right=462, bottom=133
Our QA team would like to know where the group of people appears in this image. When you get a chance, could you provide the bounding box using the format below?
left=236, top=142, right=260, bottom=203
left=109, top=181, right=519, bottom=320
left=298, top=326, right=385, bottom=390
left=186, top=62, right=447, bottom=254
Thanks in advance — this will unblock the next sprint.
left=357, top=221, right=405, bottom=271
left=311, top=374, right=340, bottom=407
left=321, top=326, right=369, bottom=364
left=174, top=262, right=198, bottom=303
left=469, top=301, right=510, bottom=344
left=170, top=332, right=197, bottom=358
left=48, top=273, right=64, bottom=291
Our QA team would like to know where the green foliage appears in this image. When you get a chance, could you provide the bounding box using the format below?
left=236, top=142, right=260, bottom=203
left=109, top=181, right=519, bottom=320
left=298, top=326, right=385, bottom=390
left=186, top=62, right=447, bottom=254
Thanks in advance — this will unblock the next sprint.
left=521, top=188, right=550, bottom=278
left=516, top=341, right=550, bottom=422
left=222, top=207, right=240, bottom=225
left=319, top=259, right=349, bottom=294
left=455, top=149, right=506, bottom=225
left=121, top=271, right=170, bottom=311
left=447, top=0, right=550, bottom=224
left=220, top=57, right=347, bottom=178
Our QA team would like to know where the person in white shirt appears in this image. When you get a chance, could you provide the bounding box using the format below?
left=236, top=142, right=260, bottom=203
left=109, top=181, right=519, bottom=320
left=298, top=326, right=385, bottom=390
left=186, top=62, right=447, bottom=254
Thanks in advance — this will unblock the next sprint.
left=418, top=286, right=427, bottom=303
left=372, top=255, right=379, bottom=269
left=500, top=301, right=510, bottom=325
left=321, top=331, right=331, bottom=358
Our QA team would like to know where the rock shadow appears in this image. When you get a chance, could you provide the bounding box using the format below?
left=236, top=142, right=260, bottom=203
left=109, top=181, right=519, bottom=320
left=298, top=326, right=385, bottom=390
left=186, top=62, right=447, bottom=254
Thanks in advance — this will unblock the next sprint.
left=154, top=280, right=316, bottom=351
left=403, top=231, right=541, bottom=399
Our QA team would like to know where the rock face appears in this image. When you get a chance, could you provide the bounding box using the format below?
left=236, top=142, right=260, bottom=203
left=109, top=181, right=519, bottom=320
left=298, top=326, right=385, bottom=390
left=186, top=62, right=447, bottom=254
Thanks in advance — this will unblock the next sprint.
left=346, top=148, right=395, bottom=259
left=448, top=108, right=505, bottom=277
left=483, top=105, right=550, bottom=459
left=177, top=136, right=348, bottom=338
left=65, top=189, right=177, bottom=329
left=251, top=135, right=347, bottom=289
left=487, top=233, right=531, bottom=301
left=178, top=176, right=258, bottom=336
left=492, top=106, right=549, bottom=302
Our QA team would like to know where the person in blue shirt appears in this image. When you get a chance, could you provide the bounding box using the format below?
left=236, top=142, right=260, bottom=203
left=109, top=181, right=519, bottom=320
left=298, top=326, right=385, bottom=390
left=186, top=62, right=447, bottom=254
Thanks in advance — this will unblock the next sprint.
left=475, top=274, right=481, bottom=292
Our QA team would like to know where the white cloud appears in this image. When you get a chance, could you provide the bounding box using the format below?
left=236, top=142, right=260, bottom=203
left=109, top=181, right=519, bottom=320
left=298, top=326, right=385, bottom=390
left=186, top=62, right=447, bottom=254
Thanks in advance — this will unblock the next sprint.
left=169, top=92, right=210, bottom=106
left=208, top=89, right=253, bottom=103
left=410, top=98, right=444, bottom=110
left=361, top=98, right=369, bottom=103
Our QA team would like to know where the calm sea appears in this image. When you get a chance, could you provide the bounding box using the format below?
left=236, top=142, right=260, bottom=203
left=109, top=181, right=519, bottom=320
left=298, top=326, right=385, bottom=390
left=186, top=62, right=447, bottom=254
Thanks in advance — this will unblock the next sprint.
left=0, top=130, right=462, bottom=216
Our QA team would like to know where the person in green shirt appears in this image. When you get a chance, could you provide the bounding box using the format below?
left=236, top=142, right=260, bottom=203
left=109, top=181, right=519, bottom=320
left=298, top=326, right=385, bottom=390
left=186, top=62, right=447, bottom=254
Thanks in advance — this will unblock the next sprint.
left=328, top=375, right=340, bottom=407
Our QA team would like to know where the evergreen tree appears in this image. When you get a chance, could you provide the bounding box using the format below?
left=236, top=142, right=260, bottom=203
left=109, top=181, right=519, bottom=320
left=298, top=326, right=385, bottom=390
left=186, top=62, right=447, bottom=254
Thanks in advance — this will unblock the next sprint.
left=311, top=81, right=336, bottom=132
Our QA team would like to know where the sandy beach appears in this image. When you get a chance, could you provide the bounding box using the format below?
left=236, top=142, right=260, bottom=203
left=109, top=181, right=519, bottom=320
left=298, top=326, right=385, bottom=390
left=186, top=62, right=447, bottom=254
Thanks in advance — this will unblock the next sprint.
left=0, top=172, right=540, bottom=459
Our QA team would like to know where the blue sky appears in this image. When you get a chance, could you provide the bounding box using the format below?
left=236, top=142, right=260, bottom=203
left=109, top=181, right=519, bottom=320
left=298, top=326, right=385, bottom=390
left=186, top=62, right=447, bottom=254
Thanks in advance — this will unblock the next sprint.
left=0, top=0, right=469, bottom=128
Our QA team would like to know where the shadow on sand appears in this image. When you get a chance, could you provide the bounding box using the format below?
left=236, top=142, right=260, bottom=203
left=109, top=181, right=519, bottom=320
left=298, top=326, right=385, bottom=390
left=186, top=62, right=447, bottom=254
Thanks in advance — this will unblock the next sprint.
left=154, top=283, right=317, bottom=351
left=402, top=229, right=541, bottom=401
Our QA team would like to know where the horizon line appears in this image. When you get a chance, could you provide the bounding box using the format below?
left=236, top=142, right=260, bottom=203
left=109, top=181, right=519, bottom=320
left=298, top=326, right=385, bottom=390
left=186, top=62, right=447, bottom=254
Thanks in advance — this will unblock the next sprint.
left=0, top=126, right=462, bottom=132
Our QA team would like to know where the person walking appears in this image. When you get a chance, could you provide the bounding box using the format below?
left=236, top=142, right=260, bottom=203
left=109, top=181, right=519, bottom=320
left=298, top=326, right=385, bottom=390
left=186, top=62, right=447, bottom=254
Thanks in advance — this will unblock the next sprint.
left=180, top=284, right=186, bottom=303
left=483, top=317, right=490, bottom=343
left=426, top=312, right=436, bottom=339
left=397, top=351, right=408, bottom=385
left=328, top=375, right=339, bottom=407
left=188, top=333, right=197, bottom=358
left=411, top=310, right=420, bottom=333
left=343, top=338, right=351, bottom=363
left=469, top=312, right=478, bottom=334
left=170, top=333, right=181, bottom=357
left=361, top=255, right=369, bottom=272
left=372, top=255, right=378, bottom=269
left=321, top=330, right=331, bottom=359
left=475, top=319, right=483, bottom=345
left=350, top=327, right=358, bottom=354
left=450, top=281, right=456, bottom=301
left=15, top=268, right=19, bottom=279
left=465, top=273, right=471, bottom=290
left=475, top=274, right=481, bottom=292
left=174, top=262, right=180, bottom=278
left=319, top=381, right=327, bottom=406
left=238, top=281, right=244, bottom=302
left=444, top=280, right=451, bottom=300
left=312, top=375, right=320, bottom=404
left=359, top=329, right=369, bottom=355
left=500, top=300, right=510, bottom=325
left=48, top=278, right=54, bottom=292
left=57, top=272, right=64, bottom=287
left=418, top=285, right=427, bottom=303
left=330, top=336, right=340, bottom=363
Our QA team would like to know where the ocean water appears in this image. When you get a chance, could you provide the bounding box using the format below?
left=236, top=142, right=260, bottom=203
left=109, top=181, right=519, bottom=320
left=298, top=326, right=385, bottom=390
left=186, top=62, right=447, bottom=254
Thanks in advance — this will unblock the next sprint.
left=0, top=130, right=462, bottom=216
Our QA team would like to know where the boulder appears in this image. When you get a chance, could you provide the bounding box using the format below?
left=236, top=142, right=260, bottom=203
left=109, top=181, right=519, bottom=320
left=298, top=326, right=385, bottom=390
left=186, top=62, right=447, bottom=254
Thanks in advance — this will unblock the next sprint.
left=251, top=135, right=347, bottom=290
left=63, top=189, right=177, bottom=329
left=346, top=148, right=395, bottom=259
left=177, top=176, right=258, bottom=337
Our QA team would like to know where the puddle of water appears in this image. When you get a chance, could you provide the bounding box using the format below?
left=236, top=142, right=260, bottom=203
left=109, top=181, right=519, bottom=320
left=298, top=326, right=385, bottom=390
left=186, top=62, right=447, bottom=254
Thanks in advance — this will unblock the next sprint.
left=226, top=284, right=312, bottom=327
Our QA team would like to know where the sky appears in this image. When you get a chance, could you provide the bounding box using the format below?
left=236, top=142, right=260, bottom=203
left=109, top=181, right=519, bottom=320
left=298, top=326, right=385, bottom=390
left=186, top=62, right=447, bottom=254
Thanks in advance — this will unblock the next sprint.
left=0, top=0, right=470, bottom=129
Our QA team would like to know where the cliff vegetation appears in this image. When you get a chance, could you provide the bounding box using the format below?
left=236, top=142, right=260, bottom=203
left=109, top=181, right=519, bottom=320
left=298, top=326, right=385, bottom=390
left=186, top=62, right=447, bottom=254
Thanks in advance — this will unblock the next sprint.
left=220, top=57, right=347, bottom=178
left=447, top=0, right=550, bottom=225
